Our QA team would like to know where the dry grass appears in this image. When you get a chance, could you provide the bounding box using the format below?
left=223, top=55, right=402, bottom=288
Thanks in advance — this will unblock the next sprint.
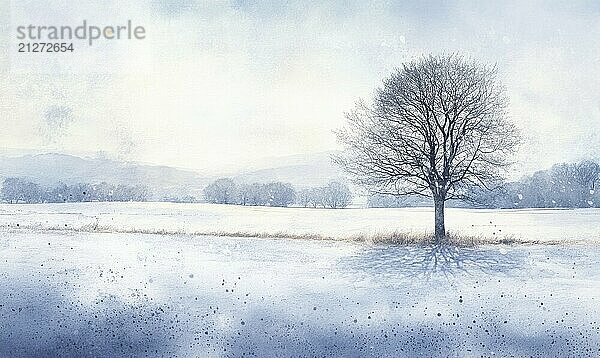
left=346, top=231, right=571, bottom=246
left=3, top=222, right=589, bottom=247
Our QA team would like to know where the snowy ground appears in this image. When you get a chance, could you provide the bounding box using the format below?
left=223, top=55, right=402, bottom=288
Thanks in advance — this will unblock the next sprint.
left=0, top=203, right=599, bottom=357
left=1, top=202, right=600, bottom=242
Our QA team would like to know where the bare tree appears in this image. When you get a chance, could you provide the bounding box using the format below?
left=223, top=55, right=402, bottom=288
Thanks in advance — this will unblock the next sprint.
left=335, top=54, right=520, bottom=242
left=237, top=184, right=253, bottom=205
left=248, top=183, right=268, bottom=206
left=1, top=177, right=42, bottom=204
left=297, top=182, right=353, bottom=209
left=323, top=181, right=353, bottom=208
left=296, top=188, right=312, bottom=207
left=266, top=182, right=296, bottom=207
left=203, top=178, right=237, bottom=204
left=308, top=187, right=325, bottom=208
left=574, top=160, right=600, bottom=192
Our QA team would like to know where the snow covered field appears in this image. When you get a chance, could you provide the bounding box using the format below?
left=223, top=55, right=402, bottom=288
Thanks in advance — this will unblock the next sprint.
left=1, top=202, right=600, bottom=242
left=1, top=203, right=599, bottom=357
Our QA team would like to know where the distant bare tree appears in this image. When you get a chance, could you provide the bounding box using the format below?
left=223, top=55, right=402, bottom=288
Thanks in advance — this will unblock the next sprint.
left=131, top=185, right=150, bottom=202
left=266, top=182, right=296, bottom=207
left=203, top=178, right=237, bottom=204
left=574, top=160, right=600, bottom=191
left=248, top=183, right=268, bottom=206
left=237, top=184, right=253, bottom=205
left=1, top=177, right=41, bottom=204
left=323, top=181, right=352, bottom=208
left=297, top=182, right=353, bottom=209
left=296, top=188, right=312, bottom=207
left=335, top=54, right=520, bottom=242
left=308, top=187, right=325, bottom=208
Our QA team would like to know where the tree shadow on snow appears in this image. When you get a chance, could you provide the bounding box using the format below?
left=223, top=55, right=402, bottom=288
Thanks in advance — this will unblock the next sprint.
left=339, top=243, right=529, bottom=280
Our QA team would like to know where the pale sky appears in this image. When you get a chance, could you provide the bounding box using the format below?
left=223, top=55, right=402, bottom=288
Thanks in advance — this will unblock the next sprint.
left=1, top=0, right=599, bottom=174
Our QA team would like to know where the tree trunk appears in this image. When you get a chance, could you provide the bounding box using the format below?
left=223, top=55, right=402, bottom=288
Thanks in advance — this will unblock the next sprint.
left=434, top=197, right=446, bottom=243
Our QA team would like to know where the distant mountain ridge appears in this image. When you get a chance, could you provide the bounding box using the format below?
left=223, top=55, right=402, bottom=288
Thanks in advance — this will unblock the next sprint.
left=0, top=153, right=208, bottom=199
left=233, top=151, right=346, bottom=188
left=0, top=152, right=347, bottom=200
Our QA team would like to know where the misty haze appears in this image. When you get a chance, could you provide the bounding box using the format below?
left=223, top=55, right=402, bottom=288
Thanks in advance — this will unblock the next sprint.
left=1, top=1, right=599, bottom=357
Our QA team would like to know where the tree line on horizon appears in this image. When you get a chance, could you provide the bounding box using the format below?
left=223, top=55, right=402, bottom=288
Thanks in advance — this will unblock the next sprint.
left=368, top=160, right=600, bottom=209
left=203, top=178, right=353, bottom=209
left=0, top=175, right=353, bottom=208
left=2, top=159, right=597, bottom=209
left=1, top=177, right=150, bottom=204
left=478, top=160, right=600, bottom=209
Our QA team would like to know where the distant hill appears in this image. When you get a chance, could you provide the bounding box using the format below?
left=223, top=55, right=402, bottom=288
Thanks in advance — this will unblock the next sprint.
left=233, top=151, right=347, bottom=188
left=0, top=151, right=349, bottom=200
left=0, top=153, right=208, bottom=200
